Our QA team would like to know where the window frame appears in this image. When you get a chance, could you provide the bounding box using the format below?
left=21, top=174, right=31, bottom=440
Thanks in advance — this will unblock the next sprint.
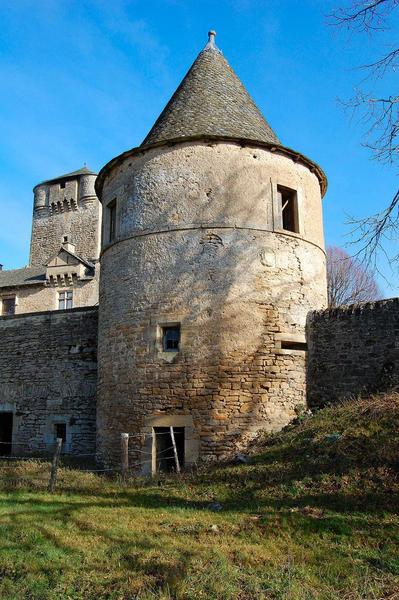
left=107, top=198, right=117, bottom=243
left=162, top=325, right=181, bottom=352
left=276, top=185, right=299, bottom=234
left=1, top=296, right=16, bottom=316
left=58, top=290, right=73, bottom=310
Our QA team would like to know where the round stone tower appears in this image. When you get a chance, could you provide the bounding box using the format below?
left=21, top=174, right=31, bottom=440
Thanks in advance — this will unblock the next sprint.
left=95, top=32, right=327, bottom=470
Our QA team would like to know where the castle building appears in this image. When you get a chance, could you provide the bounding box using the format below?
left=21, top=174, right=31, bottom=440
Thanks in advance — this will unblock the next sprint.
left=0, top=32, right=327, bottom=470
left=0, top=167, right=100, bottom=316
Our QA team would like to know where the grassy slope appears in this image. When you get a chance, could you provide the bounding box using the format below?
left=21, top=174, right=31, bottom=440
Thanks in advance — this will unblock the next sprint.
left=0, top=394, right=399, bottom=600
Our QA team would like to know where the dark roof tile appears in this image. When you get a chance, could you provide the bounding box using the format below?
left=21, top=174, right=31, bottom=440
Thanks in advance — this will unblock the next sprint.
left=0, top=267, right=46, bottom=289
left=142, top=32, right=279, bottom=147
left=34, top=166, right=97, bottom=189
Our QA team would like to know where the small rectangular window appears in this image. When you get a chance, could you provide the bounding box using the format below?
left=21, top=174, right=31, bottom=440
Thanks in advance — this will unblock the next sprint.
left=277, top=186, right=299, bottom=233
left=54, top=423, right=66, bottom=443
left=60, top=181, right=66, bottom=189
left=162, top=325, right=180, bottom=352
left=108, top=199, right=117, bottom=242
left=58, top=291, right=73, bottom=310
left=281, top=341, right=307, bottom=351
left=1, top=297, right=16, bottom=316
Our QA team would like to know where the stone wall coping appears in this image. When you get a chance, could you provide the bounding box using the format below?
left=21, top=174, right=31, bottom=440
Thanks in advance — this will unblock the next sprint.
left=95, top=135, right=328, bottom=199
left=309, top=297, right=399, bottom=322
left=100, top=223, right=326, bottom=259
left=0, top=305, right=98, bottom=321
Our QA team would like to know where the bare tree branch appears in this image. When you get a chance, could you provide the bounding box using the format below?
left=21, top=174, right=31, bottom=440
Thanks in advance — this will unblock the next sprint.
left=327, top=246, right=381, bottom=306
left=361, top=47, right=399, bottom=76
left=330, top=0, right=399, bottom=31
left=347, top=189, right=399, bottom=269
left=330, top=0, right=399, bottom=268
left=342, top=91, right=399, bottom=163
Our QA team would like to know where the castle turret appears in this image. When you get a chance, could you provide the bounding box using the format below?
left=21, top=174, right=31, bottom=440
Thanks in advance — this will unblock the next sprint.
left=30, top=166, right=101, bottom=267
left=95, top=32, right=328, bottom=470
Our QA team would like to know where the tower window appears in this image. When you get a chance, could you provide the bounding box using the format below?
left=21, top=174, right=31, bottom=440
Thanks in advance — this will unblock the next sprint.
left=1, top=297, right=16, bottom=316
left=108, top=199, right=117, bottom=242
left=58, top=291, right=73, bottom=310
left=277, top=186, right=299, bottom=233
left=162, top=325, right=180, bottom=352
left=60, top=181, right=66, bottom=189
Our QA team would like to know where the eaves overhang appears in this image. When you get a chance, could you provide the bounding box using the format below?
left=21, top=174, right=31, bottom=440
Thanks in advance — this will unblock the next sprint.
left=95, top=135, right=327, bottom=199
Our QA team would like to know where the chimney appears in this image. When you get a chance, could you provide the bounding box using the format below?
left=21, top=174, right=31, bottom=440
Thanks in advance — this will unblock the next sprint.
left=61, top=236, right=76, bottom=255
left=0, top=264, right=3, bottom=271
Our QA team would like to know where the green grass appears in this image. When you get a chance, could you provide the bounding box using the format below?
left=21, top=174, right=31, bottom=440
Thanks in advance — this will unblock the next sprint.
left=0, top=393, right=399, bottom=599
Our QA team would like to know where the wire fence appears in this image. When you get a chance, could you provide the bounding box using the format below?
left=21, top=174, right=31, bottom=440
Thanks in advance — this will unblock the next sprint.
left=0, top=428, right=185, bottom=493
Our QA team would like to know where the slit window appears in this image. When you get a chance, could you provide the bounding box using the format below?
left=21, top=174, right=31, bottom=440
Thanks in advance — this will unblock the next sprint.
left=154, top=427, right=184, bottom=472
left=277, top=186, right=299, bottom=233
left=162, top=325, right=180, bottom=352
left=1, top=297, right=16, bottom=316
left=108, top=199, right=117, bottom=242
left=58, top=291, right=73, bottom=310
left=281, top=341, right=307, bottom=351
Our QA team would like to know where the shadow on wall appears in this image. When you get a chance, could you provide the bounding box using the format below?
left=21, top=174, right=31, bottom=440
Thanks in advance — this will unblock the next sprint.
left=97, top=144, right=326, bottom=466
left=306, top=299, right=399, bottom=408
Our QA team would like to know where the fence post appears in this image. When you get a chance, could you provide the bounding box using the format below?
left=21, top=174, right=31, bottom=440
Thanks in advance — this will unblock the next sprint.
left=151, top=430, right=157, bottom=478
left=120, top=432, right=129, bottom=484
left=48, top=437, right=62, bottom=493
left=170, top=426, right=181, bottom=474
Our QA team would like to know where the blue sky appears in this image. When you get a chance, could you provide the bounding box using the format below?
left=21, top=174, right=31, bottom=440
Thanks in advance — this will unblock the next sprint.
left=0, top=0, right=398, bottom=296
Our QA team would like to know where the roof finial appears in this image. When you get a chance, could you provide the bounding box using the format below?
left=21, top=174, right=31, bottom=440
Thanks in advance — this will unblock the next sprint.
left=204, top=29, right=220, bottom=53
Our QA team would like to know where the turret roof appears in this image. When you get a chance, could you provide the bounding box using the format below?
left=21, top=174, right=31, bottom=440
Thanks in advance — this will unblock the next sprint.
left=34, top=166, right=97, bottom=189
left=95, top=32, right=327, bottom=197
left=142, top=31, right=279, bottom=147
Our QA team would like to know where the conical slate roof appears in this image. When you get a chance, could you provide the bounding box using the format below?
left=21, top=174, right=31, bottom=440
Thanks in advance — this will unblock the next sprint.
left=142, top=31, right=279, bottom=147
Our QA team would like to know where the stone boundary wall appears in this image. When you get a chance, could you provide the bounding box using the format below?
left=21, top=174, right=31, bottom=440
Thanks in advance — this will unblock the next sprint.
left=0, top=307, right=98, bottom=455
left=307, top=298, right=399, bottom=407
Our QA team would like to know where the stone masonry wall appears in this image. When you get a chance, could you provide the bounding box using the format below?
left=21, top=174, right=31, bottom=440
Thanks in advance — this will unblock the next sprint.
left=0, top=307, right=98, bottom=455
left=30, top=197, right=101, bottom=267
left=307, top=298, right=399, bottom=407
left=97, top=141, right=327, bottom=468
left=2, top=276, right=99, bottom=315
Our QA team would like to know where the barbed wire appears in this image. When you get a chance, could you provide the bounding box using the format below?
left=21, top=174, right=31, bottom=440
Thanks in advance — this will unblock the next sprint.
left=126, top=430, right=183, bottom=436
left=0, top=429, right=185, bottom=489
